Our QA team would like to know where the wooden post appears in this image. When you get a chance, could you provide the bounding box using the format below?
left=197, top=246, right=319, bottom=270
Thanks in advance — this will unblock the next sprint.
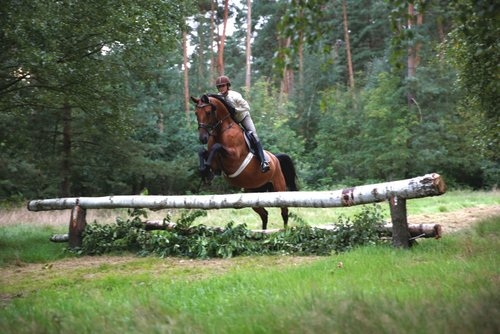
left=68, top=204, right=86, bottom=248
left=389, top=195, right=411, bottom=248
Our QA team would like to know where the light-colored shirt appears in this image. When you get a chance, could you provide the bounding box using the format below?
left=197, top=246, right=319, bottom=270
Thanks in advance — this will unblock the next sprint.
left=223, top=90, right=250, bottom=122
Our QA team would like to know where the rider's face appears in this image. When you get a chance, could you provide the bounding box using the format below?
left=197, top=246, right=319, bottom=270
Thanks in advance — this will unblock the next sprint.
left=217, top=84, right=228, bottom=94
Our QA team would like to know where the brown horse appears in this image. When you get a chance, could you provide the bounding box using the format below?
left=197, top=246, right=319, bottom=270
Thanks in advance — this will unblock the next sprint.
left=191, top=94, right=298, bottom=230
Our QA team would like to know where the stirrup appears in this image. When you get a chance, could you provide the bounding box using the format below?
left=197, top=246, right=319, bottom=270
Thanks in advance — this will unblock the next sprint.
left=261, top=161, right=270, bottom=173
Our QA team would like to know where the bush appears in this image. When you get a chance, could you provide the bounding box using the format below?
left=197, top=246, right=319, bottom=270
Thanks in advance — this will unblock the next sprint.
left=79, top=205, right=386, bottom=258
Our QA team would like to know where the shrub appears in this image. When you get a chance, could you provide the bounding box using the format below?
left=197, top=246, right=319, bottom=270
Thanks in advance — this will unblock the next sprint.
left=79, top=205, right=385, bottom=258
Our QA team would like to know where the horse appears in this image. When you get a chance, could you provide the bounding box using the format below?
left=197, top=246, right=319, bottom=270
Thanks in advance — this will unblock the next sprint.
left=191, top=94, right=298, bottom=230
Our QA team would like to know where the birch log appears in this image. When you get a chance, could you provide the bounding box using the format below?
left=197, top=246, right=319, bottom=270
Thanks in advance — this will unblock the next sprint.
left=28, top=173, right=445, bottom=211
left=143, top=221, right=443, bottom=239
left=50, top=223, right=442, bottom=243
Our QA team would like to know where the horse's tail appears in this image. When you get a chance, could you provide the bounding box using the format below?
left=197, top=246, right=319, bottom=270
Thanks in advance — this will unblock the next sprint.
left=276, top=153, right=299, bottom=191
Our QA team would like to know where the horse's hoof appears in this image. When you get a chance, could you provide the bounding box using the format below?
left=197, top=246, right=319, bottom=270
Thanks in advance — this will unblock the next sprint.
left=202, top=173, right=214, bottom=184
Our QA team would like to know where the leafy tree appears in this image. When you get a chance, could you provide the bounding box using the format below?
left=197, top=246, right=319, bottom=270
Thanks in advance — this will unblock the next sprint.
left=1, top=0, right=497, bottom=203
left=0, top=0, right=193, bottom=199
left=445, top=0, right=499, bottom=186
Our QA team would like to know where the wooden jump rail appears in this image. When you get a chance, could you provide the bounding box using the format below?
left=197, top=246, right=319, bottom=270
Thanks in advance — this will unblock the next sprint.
left=28, top=173, right=446, bottom=249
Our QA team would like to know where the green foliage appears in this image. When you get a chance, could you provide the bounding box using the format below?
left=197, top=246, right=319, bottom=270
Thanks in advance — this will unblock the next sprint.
left=0, top=0, right=195, bottom=199
left=447, top=0, right=499, bottom=122
left=79, top=205, right=385, bottom=258
left=248, top=79, right=305, bottom=157
left=1, top=0, right=498, bottom=202
left=81, top=209, right=149, bottom=255
left=444, top=0, right=499, bottom=185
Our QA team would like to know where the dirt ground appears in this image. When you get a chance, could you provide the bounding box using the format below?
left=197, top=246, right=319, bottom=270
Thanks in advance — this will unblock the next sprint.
left=407, top=205, right=500, bottom=233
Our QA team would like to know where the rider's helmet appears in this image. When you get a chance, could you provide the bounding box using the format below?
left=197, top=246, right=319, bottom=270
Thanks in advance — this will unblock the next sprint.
left=215, top=76, right=231, bottom=88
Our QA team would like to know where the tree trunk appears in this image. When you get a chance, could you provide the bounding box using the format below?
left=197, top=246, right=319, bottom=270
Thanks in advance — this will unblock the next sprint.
left=209, top=0, right=216, bottom=84
left=143, top=221, right=442, bottom=239
left=183, top=30, right=190, bottom=125
left=297, top=30, right=304, bottom=101
left=342, top=0, right=355, bottom=90
left=280, top=37, right=293, bottom=99
left=407, top=3, right=423, bottom=106
left=407, top=4, right=416, bottom=79
left=29, top=173, right=446, bottom=211
left=390, top=196, right=411, bottom=248
left=296, top=1, right=304, bottom=100
left=245, top=0, right=252, bottom=93
left=51, top=222, right=442, bottom=243
left=60, top=104, right=71, bottom=197
left=217, top=0, right=229, bottom=76
left=196, top=17, right=206, bottom=92
left=68, top=204, right=86, bottom=248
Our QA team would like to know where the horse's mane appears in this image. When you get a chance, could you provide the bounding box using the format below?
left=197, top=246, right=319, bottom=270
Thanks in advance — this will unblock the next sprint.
left=203, top=93, right=236, bottom=116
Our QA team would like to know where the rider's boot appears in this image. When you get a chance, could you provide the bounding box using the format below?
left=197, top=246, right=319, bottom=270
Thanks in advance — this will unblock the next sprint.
left=254, top=140, right=270, bottom=173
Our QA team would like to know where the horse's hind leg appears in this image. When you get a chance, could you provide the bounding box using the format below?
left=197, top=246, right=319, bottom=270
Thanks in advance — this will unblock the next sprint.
left=252, top=207, right=268, bottom=230
left=280, top=207, right=289, bottom=228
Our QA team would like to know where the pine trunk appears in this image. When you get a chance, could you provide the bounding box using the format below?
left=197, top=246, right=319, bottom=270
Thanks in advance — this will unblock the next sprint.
left=342, top=0, right=355, bottom=89
left=183, top=30, right=190, bottom=126
left=217, top=0, right=229, bottom=75
left=245, top=0, right=252, bottom=92
left=60, top=104, right=71, bottom=197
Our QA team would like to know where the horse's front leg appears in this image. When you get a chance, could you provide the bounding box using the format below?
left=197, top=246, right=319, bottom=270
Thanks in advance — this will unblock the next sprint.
left=199, top=144, right=225, bottom=182
left=198, top=149, right=209, bottom=171
left=198, top=149, right=214, bottom=182
left=205, top=143, right=224, bottom=168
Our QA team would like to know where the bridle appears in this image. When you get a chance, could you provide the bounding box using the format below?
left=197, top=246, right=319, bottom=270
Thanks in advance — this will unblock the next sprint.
left=196, top=100, right=232, bottom=136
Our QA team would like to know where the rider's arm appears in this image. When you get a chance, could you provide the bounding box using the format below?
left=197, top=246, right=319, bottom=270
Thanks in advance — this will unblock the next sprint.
left=229, top=91, right=250, bottom=114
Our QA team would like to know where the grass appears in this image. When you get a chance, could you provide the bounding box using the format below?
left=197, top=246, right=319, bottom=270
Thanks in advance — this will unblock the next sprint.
left=0, top=190, right=499, bottom=333
left=0, top=225, right=69, bottom=266
left=405, top=189, right=500, bottom=214
left=1, top=217, right=499, bottom=333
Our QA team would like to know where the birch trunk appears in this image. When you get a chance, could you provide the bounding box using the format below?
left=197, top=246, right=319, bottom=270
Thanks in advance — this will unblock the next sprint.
left=29, top=173, right=446, bottom=211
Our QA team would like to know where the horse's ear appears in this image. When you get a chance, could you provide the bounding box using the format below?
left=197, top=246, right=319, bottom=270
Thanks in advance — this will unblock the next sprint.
left=201, top=94, right=210, bottom=104
left=190, top=96, right=199, bottom=104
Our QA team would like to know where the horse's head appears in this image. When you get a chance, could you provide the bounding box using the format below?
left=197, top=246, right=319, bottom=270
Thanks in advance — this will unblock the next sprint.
left=191, top=94, right=216, bottom=144
left=191, top=94, right=230, bottom=144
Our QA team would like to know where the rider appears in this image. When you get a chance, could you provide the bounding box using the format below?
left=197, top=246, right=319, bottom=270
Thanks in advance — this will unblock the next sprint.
left=215, top=75, right=270, bottom=173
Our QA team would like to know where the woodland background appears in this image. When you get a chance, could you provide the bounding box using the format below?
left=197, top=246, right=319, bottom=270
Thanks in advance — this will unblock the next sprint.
left=0, top=0, right=498, bottom=203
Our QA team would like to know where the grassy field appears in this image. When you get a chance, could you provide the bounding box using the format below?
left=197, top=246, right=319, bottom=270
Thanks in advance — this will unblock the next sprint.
left=0, top=190, right=499, bottom=333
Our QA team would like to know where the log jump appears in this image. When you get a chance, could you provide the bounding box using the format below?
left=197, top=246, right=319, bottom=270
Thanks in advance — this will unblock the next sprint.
left=28, top=173, right=445, bottom=211
left=28, top=173, right=446, bottom=248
